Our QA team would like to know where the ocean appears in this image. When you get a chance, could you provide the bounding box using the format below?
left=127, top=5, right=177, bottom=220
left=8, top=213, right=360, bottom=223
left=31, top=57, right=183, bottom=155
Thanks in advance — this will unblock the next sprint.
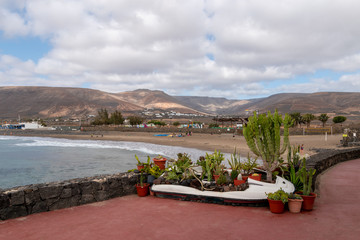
left=0, top=136, right=210, bottom=189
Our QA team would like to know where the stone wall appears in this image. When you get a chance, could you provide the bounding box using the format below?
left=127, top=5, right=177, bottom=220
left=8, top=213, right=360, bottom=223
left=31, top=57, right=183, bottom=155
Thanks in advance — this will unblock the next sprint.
left=1, top=147, right=359, bottom=220
left=307, top=147, right=360, bottom=190
left=0, top=172, right=138, bottom=220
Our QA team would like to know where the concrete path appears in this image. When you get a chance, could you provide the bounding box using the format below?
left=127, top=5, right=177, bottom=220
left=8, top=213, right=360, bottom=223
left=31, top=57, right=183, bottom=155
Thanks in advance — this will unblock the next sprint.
left=1, top=159, right=359, bottom=240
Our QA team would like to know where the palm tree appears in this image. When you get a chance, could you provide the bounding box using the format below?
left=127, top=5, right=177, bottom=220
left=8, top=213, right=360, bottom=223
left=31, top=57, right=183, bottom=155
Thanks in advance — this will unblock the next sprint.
left=302, top=113, right=315, bottom=128
left=289, top=112, right=302, bottom=127
left=318, top=114, right=329, bottom=127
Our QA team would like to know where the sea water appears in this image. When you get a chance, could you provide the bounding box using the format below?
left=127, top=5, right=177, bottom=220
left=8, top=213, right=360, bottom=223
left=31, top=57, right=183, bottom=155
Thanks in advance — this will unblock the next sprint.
left=0, top=136, right=211, bottom=189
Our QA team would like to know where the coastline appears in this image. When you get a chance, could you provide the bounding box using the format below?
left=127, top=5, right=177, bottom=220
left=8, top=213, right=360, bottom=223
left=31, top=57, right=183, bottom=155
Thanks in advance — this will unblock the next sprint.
left=2, top=130, right=345, bottom=156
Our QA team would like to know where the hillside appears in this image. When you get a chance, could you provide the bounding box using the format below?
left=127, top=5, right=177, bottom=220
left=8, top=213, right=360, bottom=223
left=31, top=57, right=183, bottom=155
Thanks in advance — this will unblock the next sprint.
left=115, top=89, right=202, bottom=114
left=0, top=86, right=359, bottom=119
left=0, top=86, right=143, bottom=118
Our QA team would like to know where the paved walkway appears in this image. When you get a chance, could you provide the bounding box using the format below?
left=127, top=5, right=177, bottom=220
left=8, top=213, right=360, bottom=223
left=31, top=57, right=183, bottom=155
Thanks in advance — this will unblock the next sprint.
left=1, top=159, right=359, bottom=240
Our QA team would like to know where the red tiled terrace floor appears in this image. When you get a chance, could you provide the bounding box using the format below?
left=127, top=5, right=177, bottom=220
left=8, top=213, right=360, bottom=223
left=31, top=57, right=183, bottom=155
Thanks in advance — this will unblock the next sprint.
left=1, top=159, right=360, bottom=240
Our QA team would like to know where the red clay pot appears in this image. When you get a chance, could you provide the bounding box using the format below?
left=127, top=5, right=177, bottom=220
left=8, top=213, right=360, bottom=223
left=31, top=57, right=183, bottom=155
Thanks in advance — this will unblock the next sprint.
left=300, top=192, right=317, bottom=211
left=242, top=175, right=249, bottom=181
left=288, top=198, right=303, bottom=213
left=268, top=199, right=285, bottom=214
left=136, top=183, right=150, bottom=197
left=153, top=158, right=167, bottom=170
left=234, top=179, right=246, bottom=186
left=249, top=173, right=262, bottom=181
left=137, top=165, right=144, bottom=171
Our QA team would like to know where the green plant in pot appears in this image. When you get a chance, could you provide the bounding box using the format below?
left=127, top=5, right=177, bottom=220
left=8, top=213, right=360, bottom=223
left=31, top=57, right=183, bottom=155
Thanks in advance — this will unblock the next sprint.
left=153, top=155, right=167, bottom=170
left=298, top=159, right=317, bottom=211
left=135, top=155, right=152, bottom=171
left=266, top=189, right=289, bottom=214
left=216, top=172, right=227, bottom=185
left=288, top=193, right=303, bottom=213
left=213, top=164, right=225, bottom=181
left=147, top=165, right=164, bottom=185
left=283, top=145, right=303, bottom=192
left=242, top=153, right=259, bottom=180
left=228, top=149, right=242, bottom=171
left=135, top=171, right=150, bottom=197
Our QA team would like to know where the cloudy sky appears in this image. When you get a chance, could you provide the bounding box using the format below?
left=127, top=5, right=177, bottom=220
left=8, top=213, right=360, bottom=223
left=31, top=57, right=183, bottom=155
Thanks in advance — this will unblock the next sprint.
left=1, top=0, right=360, bottom=99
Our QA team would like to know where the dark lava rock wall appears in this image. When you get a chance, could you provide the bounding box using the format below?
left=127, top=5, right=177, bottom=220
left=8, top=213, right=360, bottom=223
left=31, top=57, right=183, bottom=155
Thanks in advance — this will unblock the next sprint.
left=308, top=147, right=360, bottom=190
left=0, top=172, right=138, bottom=220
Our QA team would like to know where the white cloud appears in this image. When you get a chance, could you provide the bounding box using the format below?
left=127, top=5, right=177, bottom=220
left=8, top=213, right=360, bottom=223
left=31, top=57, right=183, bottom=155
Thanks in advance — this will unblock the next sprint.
left=0, top=0, right=360, bottom=99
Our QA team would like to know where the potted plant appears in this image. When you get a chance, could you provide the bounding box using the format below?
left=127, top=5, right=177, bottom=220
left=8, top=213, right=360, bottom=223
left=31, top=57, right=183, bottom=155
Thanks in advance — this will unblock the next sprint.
left=288, top=193, right=303, bottom=213
left=298, top=160, right=317, bottom=211
left=135, top=171, right=149, bottom=197
left=213, top=164, right=225, bottom=182
left=148, top=165, right=164, bottom=183
left=216, top=172, right=227, bottom=185
left=228, top=149, right=242, bottom=170
left=266, top=189, right=289, bottom=214
left=153, top=155, right=167, bottom=170
left=242, top=153, right=260, bottom=181
left=135, top=155, right=151, bottom=171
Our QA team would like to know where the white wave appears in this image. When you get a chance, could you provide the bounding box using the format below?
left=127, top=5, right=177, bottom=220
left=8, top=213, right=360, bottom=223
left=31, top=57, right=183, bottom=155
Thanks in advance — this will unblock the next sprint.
left=6, top=136, right=219, bottom=160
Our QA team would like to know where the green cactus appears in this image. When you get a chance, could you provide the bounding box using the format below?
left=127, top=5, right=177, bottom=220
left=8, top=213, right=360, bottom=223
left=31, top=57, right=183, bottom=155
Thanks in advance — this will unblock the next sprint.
left=243, top=110, right=293, bottom=182
left=298, top=160, right=316, bottom=195
left=205, top=157, right=214, bottom=181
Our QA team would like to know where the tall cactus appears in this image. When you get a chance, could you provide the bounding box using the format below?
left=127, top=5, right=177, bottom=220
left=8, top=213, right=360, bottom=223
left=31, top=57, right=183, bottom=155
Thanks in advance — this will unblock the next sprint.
left=298, top=159, right=316, bottom=195
left=243, top=110, right=292, bottom=182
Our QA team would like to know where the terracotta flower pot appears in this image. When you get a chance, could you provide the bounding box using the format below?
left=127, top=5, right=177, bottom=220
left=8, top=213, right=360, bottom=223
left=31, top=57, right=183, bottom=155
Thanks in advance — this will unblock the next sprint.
left=234, top=179, right=246, bottom=186
left=249, top=173, right=262, bottom=181
left=300, top=192, right=317, bottom=211
left=268, top=198, right=285, bottom=214
left=153, top=158, right=167, bottom=170
left=136, top=183, right=150, bottom=197
left=137, top=165, right=144, bottom=171
left=288, top=198, right=303, bottom=213
left=242, top=175, right=249, bottom=181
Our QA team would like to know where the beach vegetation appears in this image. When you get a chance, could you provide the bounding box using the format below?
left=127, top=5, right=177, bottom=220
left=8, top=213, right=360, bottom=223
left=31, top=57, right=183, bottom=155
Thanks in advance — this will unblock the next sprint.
left=92, top=108, right=124, bottom=125
left=243, top=110, right=292, bottom=182
left=302, top=113, right=315, bottom=128
left=332, top=115, right=347, bottom=124
left=208, top=123, right=219, bottom=128
left=148, top=120, right=166, bottom=126
left=128, top=115, right=144, bottom=126
left=289, top=112, right=303, bottom=127
left=109, top=110, right=124, bottom=125
left=92, top=108, right=110, bottom=125
left=39, top=119, right=47, bottom=127
left=318, top=113, right=329, bottom=127
left=172, top=121, right=181, bottom=127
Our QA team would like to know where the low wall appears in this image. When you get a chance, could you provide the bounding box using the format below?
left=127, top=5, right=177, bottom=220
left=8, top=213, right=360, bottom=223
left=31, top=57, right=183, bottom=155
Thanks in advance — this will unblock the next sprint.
left=1, top=147, right=359, bottom=220
left=307, top=147, right=360, bottom=190
left=0, top=172, right=138, bottom=220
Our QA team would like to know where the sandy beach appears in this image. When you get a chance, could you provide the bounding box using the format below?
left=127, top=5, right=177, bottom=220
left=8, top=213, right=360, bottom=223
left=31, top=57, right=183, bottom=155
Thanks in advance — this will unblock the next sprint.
left=18, top=130, right=346, bottom=157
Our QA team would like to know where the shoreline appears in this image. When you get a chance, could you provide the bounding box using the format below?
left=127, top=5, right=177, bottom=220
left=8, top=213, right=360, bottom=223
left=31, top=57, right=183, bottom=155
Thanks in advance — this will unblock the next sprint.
left=2, top=130, right=346, bottom=156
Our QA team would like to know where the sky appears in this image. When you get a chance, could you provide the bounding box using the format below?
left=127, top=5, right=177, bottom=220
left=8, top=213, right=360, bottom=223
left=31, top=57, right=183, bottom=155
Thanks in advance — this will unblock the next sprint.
left=0, top=0, right=360, bottom=100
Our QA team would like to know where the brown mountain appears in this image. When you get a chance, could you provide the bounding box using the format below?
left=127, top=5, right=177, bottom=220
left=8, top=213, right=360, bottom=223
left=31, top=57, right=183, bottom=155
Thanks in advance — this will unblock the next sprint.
left=115, top=89, right=202, bottom=114
left=238, top=92, right=360, bottom=115
left=0, top=86, right=359, bottom=119
left=0, top=86, right=143, bottom=118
